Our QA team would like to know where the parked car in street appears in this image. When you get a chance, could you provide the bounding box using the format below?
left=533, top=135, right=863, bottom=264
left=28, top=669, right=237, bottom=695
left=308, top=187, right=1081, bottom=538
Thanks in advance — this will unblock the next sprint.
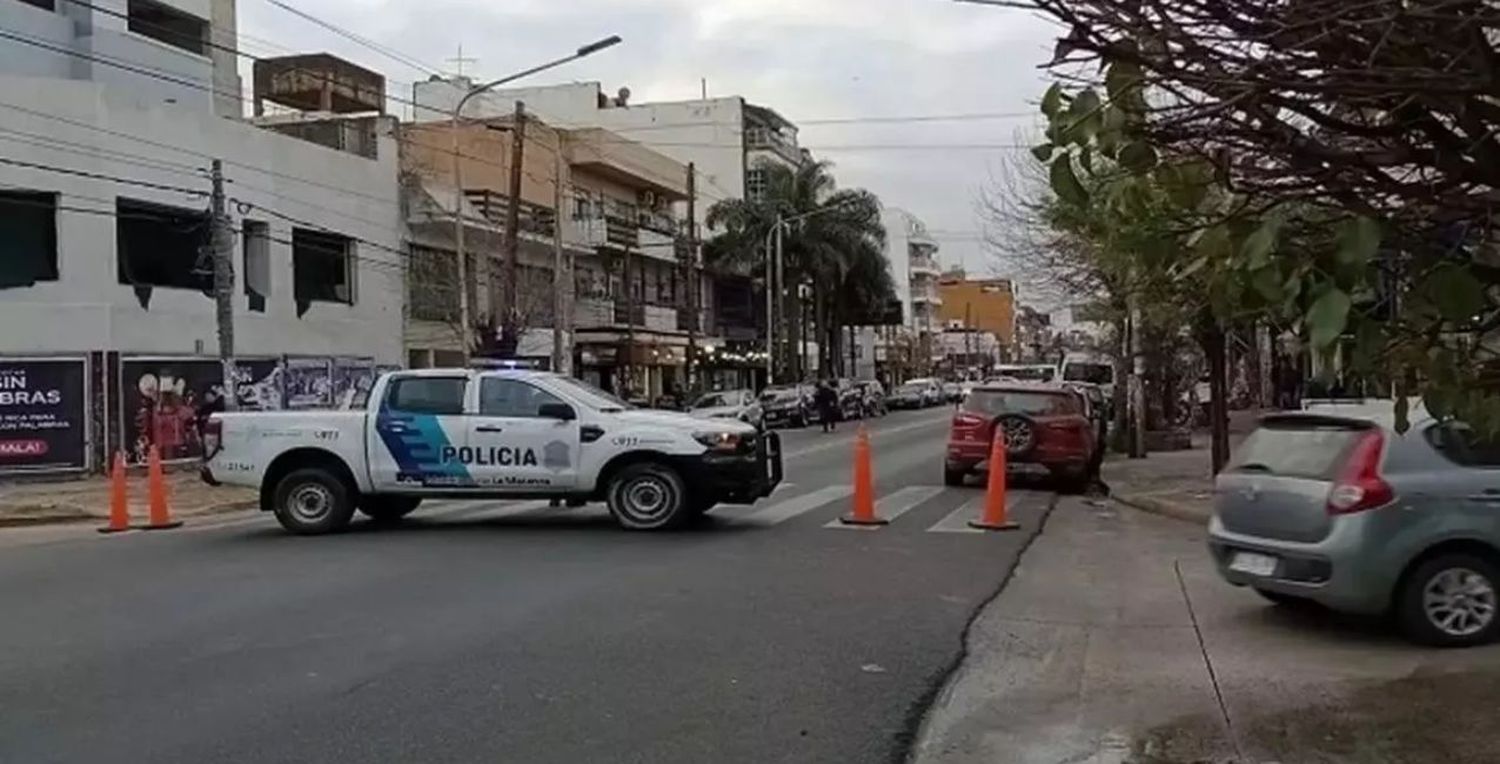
left=1209, top=403, right=1500, bottom=647
left=904, top=377, right=943, bottom=407
left=944, top=382, right=1096, bottom=491
left=888, top=381, right=928, bottom=410
left=942, top=382, right=963, bottom=404
left=994, top=365, right=1058, bottom=384
left=836, top=379, right=865, bottom=420
left=689, top=389, right=765, bottom=430
left=1059, top=353, right=1115, bottom=403
left=853, top=380, right=887, bottom=418
left=760, top=384, right=815, bottom=428
left=1062, top=382, right=1108, bottom=467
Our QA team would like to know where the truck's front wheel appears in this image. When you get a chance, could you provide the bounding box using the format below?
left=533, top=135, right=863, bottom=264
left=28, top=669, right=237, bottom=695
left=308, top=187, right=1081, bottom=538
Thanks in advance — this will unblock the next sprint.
left=272, top=468, right=356, bottom=535
left=606, top=462, right=690, bottom=530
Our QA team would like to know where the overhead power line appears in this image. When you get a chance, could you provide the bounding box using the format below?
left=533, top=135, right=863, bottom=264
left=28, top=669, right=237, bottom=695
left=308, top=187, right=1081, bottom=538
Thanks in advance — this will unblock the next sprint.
left=254, top=0, right=446, bottom=77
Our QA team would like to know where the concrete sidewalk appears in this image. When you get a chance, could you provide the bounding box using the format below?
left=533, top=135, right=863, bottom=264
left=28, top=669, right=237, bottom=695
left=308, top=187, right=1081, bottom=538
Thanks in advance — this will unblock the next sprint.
left=1103, top=446, right=1216, bottom=524
left=913, top=496, right=1500, bottom=764
left=0, top=470, right=255, bottom=527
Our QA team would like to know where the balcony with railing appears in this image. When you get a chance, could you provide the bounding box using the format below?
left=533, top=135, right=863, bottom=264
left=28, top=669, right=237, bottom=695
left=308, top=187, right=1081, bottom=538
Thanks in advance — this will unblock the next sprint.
left=463, top=189, right=556, bottom=238
left=909, top=252, right=941, bottom=277
left=911, top=282, right=943, bottom=306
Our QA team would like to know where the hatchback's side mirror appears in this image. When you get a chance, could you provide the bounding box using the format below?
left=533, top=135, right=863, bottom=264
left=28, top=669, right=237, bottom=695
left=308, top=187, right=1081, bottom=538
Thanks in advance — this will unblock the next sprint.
left=539, top=402, right=577, bottom=421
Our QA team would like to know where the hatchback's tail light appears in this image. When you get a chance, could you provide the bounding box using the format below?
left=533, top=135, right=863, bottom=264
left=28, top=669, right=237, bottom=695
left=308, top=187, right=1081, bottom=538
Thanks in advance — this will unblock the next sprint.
left=1042, top=420, right=1087, bottom=450
left=1326, top=429, right=1394, bottom=514
left=202, top=417, right=223, bottom=459
left=950, top=412, right=988, bottom=442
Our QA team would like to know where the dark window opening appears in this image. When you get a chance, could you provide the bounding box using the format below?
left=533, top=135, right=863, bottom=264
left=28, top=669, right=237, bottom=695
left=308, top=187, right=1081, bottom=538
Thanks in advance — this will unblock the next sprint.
left=0, top=190, right=58, bottom=289
left=116, top=198, right=211, bottom=308
left=13, top=0, right=56, bottom=12
left=127, top=0, right=208, bottom=56
left=479, top=378, right=564, bottom=418
left=409, top=245, right=471, bottom=323
left=242, top=220, right=269, bottom=313
left=292, top=227, right=354, bottom=315
left=384, top=376, right=466, bottom=416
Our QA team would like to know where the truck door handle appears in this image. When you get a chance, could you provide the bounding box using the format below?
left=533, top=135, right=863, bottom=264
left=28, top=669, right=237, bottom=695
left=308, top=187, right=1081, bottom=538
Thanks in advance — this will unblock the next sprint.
left=475, top=425, right=505, bottom=434
left=384, top=424, right=409, bottom=434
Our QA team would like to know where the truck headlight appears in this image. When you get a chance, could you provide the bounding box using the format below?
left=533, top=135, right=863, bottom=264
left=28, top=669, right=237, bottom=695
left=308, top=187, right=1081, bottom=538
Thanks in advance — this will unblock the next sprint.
left=694, top=431, right=743, bottom=453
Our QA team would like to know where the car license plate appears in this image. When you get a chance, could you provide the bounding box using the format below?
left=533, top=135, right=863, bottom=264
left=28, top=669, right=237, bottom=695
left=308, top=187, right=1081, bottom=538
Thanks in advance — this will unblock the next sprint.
left=1229, top=552, right=1278, bottom=577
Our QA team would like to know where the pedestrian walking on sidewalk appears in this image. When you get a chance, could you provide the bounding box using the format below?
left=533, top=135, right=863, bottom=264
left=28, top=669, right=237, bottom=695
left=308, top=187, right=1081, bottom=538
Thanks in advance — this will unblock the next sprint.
left=816, top=380, right=839, bottom=433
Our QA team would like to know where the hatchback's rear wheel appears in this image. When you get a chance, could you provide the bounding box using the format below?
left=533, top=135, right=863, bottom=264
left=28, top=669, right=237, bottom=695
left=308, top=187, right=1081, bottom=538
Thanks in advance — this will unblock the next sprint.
left=1397, top=554, right=1500, bottom=647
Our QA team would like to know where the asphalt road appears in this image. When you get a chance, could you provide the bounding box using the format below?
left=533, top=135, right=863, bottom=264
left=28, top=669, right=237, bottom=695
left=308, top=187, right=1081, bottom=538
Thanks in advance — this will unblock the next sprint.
left=0, top=406, right=1055, bottom=764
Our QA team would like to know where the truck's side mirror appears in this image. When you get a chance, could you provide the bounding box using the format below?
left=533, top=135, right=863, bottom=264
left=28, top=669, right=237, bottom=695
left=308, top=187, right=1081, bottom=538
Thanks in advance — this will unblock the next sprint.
left=539, top=402, right=577, bottom=421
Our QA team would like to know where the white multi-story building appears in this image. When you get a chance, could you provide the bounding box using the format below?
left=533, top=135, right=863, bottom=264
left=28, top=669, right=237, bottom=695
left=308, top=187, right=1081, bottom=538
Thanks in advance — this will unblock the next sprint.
left=0, top=0, right=403, bottom=474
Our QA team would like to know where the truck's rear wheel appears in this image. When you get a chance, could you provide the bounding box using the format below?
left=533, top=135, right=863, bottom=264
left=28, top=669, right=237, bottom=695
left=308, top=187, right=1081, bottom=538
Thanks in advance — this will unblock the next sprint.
left=272, top=468, right=356, bottom=535
left=359, top=496, right=422, bottom=523
left=606, top=462, right=690, bottom=530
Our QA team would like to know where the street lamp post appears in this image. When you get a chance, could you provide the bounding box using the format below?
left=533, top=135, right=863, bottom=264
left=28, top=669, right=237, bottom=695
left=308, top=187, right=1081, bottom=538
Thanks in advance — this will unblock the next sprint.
left=761, top=199, right=865, bottom=384
left=451, top=35, right=622, bottom=359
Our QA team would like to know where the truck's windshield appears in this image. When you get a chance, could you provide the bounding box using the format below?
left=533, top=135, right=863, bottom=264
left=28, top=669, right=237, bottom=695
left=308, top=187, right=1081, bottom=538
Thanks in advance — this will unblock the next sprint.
left=554, top=376, right=634, bottom=412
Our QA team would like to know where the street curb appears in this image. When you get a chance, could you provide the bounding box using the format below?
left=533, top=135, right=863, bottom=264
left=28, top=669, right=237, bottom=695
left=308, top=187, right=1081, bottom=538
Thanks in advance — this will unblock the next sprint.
left=0, top=498, right=257, bottom=529
left=1112, top=491, right=1210, bottom=526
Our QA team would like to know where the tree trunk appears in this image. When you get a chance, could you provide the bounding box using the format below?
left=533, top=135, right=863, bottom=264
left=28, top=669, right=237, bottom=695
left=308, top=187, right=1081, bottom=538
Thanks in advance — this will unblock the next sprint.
left=1203, top=323, right=1231, bottom=475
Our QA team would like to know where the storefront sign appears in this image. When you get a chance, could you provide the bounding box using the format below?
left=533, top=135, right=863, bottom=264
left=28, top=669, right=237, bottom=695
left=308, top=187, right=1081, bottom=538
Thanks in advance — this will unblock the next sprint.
left=0, top=358, right=87, bottom=473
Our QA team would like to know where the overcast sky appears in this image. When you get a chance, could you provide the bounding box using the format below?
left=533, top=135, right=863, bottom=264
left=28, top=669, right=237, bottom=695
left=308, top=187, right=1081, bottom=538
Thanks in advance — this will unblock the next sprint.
left=239, top=0, right=1059, bottom=278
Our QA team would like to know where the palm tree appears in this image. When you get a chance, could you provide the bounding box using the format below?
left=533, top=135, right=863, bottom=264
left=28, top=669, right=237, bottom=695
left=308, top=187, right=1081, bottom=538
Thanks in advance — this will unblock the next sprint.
left=706, top=160, right=894, bottom=380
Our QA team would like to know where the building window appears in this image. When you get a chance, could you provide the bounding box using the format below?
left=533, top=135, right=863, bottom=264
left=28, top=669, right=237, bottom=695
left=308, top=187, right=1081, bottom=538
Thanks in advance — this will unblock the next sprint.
left=409, top=245, right=468, bottom=323
left=746, top=168, right=767, bottom=201
left=573, top=193, right=595, bottom=221
left=292, top=227, right=354, bottom=313
left=12, top=0, right=56, bottom=11
left=116, top=197, right=211, bottom=292
left=242, top=220, right=270, bottom=313
left=128, top=0, right=208, bottom=56
left=0, top=191, right=58, bottom=289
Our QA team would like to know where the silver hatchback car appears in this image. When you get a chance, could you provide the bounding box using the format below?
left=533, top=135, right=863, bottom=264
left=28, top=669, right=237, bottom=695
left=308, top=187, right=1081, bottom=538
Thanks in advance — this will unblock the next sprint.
left=1209, top=404, right=1500, bottom=647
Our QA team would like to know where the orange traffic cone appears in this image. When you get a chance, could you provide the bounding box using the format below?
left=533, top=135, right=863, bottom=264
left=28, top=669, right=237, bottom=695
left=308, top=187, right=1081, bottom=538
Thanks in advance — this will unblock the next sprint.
left=840, top=426, right=888, bottom=526
left=970, top=429, right=1020, bottom=532
left=141, top=446, right=182, bottom=531
left=98, top=451, right=131, bottom=534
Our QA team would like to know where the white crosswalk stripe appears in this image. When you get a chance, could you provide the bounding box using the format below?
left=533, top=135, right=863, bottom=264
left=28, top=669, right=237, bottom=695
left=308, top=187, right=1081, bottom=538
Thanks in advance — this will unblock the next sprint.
left=824, top=485, right=946, bottom=530
left=925, top=495, right=1019, bottom=534
left=734, top=485, right=853, bottom=527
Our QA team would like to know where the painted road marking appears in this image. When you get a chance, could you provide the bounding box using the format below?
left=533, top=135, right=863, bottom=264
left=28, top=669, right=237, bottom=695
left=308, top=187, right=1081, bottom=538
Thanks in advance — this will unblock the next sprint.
left=736, top=485, right=853, bottom=527
left=926, top=495, right=1021, bottom=534
left=824, top=485, right=947, bottom=530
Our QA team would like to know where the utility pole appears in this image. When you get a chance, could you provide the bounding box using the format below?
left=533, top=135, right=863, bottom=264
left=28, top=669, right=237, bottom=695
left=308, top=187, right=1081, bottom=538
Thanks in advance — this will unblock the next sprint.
left=209, top=159, right=237, bottom=410
left=684, top=162, right=698, bottom=393
left=774, top=222, right=784, bottom=380
left=764, top=217, right=779, bottom=386
left=551, top=130, right=572, bottom=375
left=498, top=100, right=527, bottom=359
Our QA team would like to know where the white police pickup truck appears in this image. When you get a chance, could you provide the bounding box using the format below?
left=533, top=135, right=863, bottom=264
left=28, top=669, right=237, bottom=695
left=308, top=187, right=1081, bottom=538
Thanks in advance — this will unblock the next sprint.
left=201, top=369, right=783, bottom=535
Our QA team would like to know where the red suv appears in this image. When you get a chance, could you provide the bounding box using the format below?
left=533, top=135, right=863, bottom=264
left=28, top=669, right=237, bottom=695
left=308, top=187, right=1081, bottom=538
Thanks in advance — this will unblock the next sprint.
left=944, top=383, right=1097, bottom=491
